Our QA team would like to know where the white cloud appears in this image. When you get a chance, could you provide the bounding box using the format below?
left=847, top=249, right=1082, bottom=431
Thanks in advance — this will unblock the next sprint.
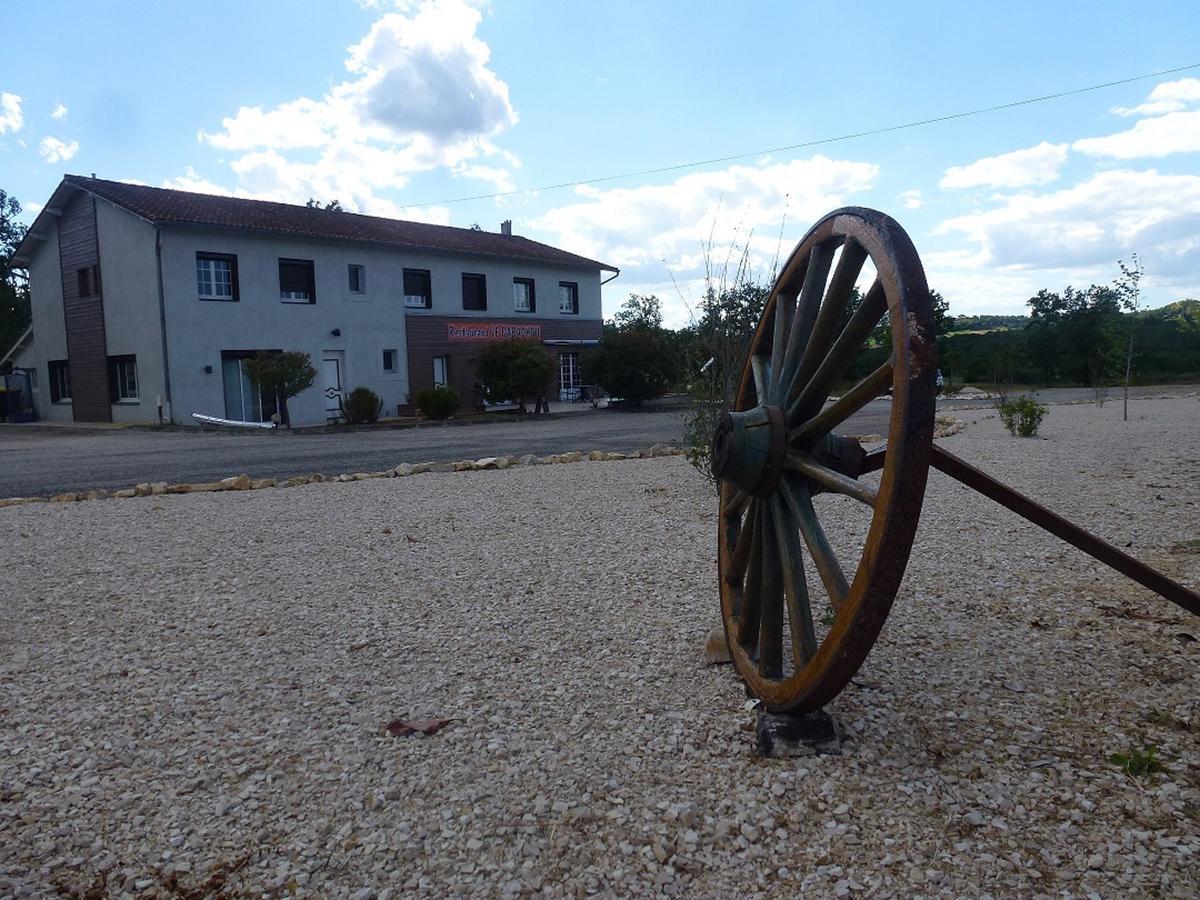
left=1073, top=110, right=1200, bottom=159
left=935, top=168, right=1200, bottom=291
left=51, top=102, right=68, bottom=121
left=39, top=136, right=79, bottom=163
left=0, top=92, right=23, bottom=134
left=1073, top=78, right=1200, bottom=159
left=1112, top=77, right=1200, bottom=117
left=196, top=0, right=517, bottom=213
left=940, top=142, right=1069, bottom=190
left=899, top=189, right=923, bottom=209
left=531, top=155, right=879, bottom=327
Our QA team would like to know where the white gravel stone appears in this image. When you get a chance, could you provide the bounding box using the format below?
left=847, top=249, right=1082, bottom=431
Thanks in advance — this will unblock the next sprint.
left=0, top=398, right=1197, bottom=897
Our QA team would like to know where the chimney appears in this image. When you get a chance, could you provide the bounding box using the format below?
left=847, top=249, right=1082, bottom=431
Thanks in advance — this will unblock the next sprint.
left=501, top=219, right=512, bottom=236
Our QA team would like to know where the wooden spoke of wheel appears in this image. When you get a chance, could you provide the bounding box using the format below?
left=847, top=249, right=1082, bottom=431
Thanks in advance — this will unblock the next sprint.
left=768, top=495, right=818, bottom=666
left=724, top=497, right=758, bottom=588
left=784, top=451, right=877, bottom=506
left=716, top=206, right=938, bottom=713
left=787, top=279, right=888, bottom=424
left=756, top=504, right=785, bottom=677
left=737, top=502, right=765, bottom=649
left=750, top=354, right=768, bottom=406
left=777, top=475, right=850, bottom=610
left=768, top=293, right=796, bottom=403
left=776, top=242, right=840, bottom=406
left=789, top=358, right=894, bottom=448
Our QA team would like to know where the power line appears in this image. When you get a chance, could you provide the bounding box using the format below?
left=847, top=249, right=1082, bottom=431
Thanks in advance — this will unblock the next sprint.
left=401, top=62, right=1200, bottom=209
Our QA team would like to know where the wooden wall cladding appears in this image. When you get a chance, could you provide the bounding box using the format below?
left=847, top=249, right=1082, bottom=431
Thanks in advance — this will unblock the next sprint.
left=58, top=191, right=111, bottom=422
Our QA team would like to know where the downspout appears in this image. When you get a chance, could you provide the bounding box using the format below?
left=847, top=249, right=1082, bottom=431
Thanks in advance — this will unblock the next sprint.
left=155, top=228, right=173, bottom=423
left=601, top=268, right=621, bottom=286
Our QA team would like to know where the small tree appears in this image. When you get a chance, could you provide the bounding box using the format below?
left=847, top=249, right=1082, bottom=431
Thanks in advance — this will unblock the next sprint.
left=1114, top=253, right=1143, bottom=422
left=584, top=330, right=679, bottom=407
left=244, top=350, right=316, bottom=426
left=475, top=339, right=555, bottom=413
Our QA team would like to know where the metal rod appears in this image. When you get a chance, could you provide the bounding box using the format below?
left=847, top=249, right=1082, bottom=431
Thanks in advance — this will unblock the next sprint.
left=930, top=444, right=1200, bottom=617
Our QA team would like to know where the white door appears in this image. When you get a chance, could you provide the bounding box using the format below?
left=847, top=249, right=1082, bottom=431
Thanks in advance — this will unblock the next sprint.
left=322, top=352, right=344, bottom=420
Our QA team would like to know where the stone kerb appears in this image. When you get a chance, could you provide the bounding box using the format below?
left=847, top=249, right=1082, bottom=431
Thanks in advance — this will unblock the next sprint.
left=0, top=445, right=688, bottom=508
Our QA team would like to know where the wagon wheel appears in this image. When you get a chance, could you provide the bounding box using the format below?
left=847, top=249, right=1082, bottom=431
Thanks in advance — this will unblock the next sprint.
left=713, top=207, right=937, bottom=713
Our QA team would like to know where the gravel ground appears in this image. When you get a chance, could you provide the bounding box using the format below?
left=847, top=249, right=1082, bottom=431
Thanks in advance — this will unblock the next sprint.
left=2, top=398, right=1198, bottom=898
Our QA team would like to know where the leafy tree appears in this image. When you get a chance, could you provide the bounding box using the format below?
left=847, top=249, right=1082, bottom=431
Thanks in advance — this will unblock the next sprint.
left=610, top=294, right=665, bottom=332
left=305, top=198, right=343, bottom=211
left=1027, top=284, right=1123, bottom=387
left=244, top=350, right=317, bottom=426
left=475, top=339, right=555, bottom=413
left=1, top=189, right=30, bottom=361
left=1114, top=253, right=1143, bottom=420
left=583, top=329, right=679, bottom=406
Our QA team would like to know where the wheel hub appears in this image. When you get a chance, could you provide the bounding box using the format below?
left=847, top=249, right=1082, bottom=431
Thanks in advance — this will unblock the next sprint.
left=711, top=405, right=788, bottom=498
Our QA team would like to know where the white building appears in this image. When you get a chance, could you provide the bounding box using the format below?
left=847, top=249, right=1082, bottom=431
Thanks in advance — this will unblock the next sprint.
left=8, top=176, right=616, bottom=426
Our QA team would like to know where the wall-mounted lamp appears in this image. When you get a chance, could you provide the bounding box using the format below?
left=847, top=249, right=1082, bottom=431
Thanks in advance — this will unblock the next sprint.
left=331, top=328, right=342, bottom=337
left=204, top=365, right=213, bottom=374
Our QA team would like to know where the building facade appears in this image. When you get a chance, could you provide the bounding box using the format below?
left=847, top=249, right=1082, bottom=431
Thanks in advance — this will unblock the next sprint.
left=9, top=176, right=615, bottom=426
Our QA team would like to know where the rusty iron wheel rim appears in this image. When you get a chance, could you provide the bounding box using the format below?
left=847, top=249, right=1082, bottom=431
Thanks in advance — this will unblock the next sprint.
left=716, top=207, right=937, bottom=713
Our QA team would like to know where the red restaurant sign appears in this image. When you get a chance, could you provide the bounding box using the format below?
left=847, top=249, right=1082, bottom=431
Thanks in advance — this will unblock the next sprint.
left=447, top=321, right=543, bottom=342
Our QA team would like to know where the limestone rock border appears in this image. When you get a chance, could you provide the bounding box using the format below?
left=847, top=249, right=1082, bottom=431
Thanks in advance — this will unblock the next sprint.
left=0, top=443, right=687, bottom=508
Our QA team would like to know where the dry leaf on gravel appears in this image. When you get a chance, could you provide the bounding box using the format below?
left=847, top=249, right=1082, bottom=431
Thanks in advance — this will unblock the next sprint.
left=386, top=717, right=452, bottom=737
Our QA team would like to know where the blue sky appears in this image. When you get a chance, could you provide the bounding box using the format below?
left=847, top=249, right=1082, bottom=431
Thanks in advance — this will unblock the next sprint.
left=3, top=0, right=1199, bottom=325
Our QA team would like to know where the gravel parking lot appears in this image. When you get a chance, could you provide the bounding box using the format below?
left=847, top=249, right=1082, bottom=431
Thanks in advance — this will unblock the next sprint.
left=2, top=398, right=1198, bottom=897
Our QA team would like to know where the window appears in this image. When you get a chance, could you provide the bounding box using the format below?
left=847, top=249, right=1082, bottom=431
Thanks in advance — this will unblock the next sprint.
left=77, top=265, right=100, bottom=298
left=513, top=277, right=536, bottom=313
left=49, top=360, right=71, bottom=403
left=108, top=355, right=139, bottom=402
left=403, top=268, right=432, bottom=308
left=221, top=353, right=281, bottom=423
left=279, top=258, right=316, bottom=303
left=559, top=351, right=580, bottom=397
left=348, top=264, right=366, bottom=294
left=462, top=273, right=487, bottom=311
left=382, top=349, right=398, bottom=373
left=559, top=281, right=579, bottom=315
left=433, top=355, right=449, bottom=387
left=196, top=253, right=238, bottom=301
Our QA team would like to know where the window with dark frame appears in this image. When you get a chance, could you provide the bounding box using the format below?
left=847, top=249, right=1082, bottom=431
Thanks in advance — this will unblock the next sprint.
left=348, top=264, right=366, bottom=294
left=279, top=258, right=316, bottom=303
left=382, top=349, right=397, bottom=373
left=559, top=281, right=579, bottom=315
left=49, top=360, right=71, bottom=403
left=77, top=265, right=99, bottom=298
left=513, top=277, right=535, bottom=313
left=107, top=355, right=139, bottom=402
left=462, top=273, right=487, bottom=311
left=403, top=268, right=432, bottom=308
left=196, top=252, right=239, bottom=301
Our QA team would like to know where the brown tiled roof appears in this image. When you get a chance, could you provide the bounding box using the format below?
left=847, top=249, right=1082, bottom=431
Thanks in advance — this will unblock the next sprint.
left=57, top=175, right=615, bottom=271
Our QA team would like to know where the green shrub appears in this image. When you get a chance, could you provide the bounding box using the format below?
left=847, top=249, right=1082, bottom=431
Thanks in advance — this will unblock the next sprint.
left=999, top=395, right=1048, bottom=437
left=415, top=386, right=460, bottom=420
left=341, top=386, right=382, bottom=424
left=1110, top=744, right=1167, bottom=777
